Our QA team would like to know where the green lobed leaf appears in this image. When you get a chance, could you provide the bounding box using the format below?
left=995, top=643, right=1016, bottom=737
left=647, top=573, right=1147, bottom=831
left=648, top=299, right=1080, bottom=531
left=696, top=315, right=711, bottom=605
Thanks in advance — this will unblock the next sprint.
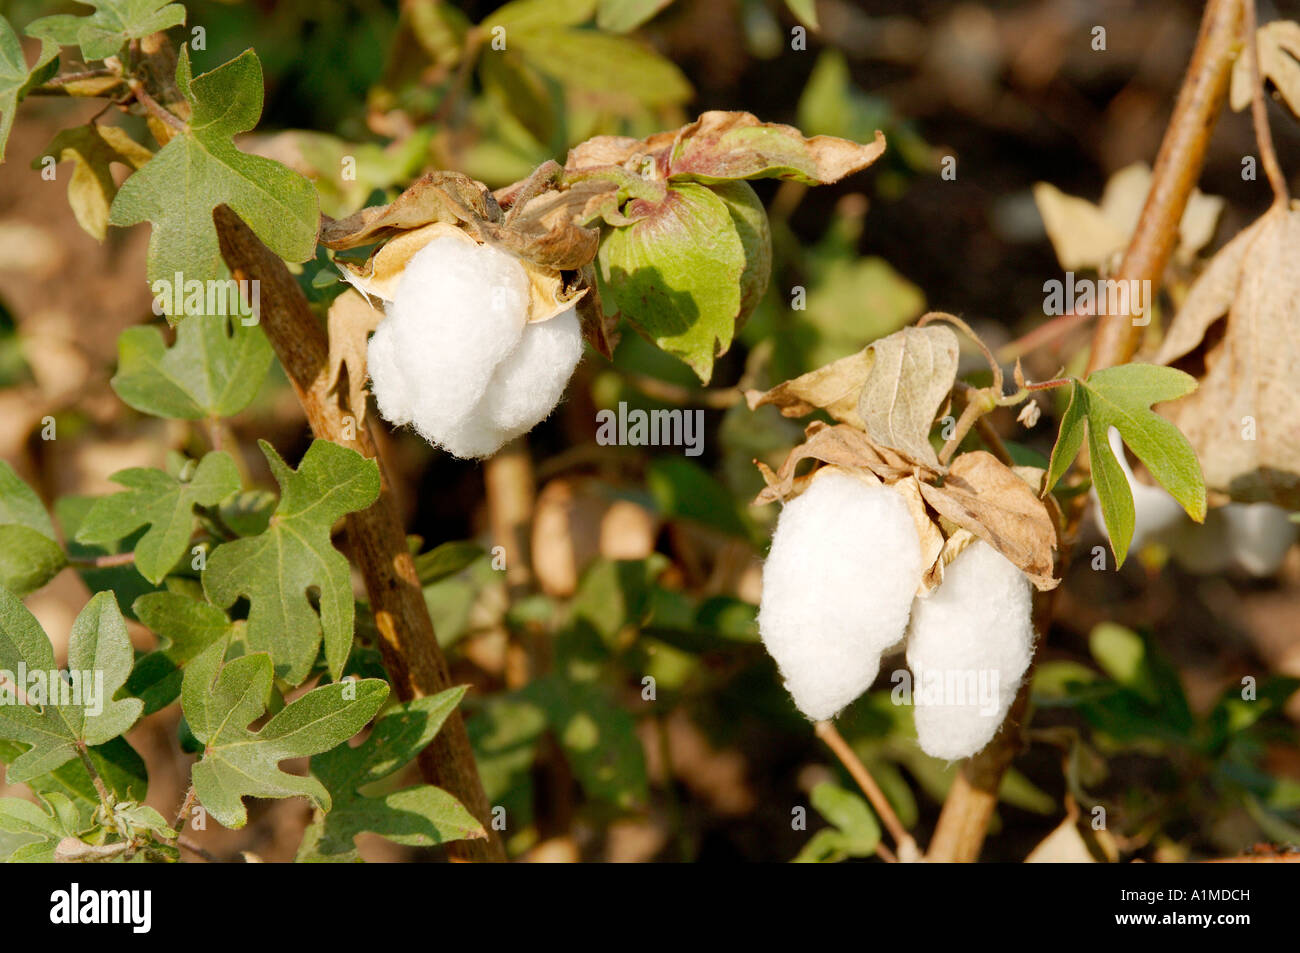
left=1044, top=365, right=1205, bottom=566
left=597, top=182, right=747, bottom=382
left=0, top=589, right=143, bottom=783
left=0, top=17, right=59, bottom=163
left=202, top=440, right=380, bottom=684
left=108, top=47, right=319, bottom=317
left=27, top=0, right=185, bottom=63
left=181, top=641, right=389, bottom=829
left=56, top=495, right=160, bottom=620
left=296, top=689, right=484, bottom=861
left=76, top=452, right=240, bottom=585
left=112, top=315, right=274, bottom=420
left=128, top=591, right=234, bottom=714
left=0, top=792, right=92, bottom=863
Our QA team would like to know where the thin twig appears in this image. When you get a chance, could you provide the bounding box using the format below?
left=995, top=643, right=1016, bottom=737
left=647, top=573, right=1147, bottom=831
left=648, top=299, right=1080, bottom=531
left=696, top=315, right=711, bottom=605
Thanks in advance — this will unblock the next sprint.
left=1244, top=0, right=1290, bottom=207
left=177, top=835, right=220, bottom=863
left=814, top=720, right=918, bottom=861
left=171, top=785, right=196, bottom=835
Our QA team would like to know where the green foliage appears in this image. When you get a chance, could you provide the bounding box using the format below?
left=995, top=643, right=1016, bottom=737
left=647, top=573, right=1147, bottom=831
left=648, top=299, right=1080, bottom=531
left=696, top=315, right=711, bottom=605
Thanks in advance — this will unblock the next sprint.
left=0, top=16, right=57, bottom=162
left=596, top=0, right=673, bottom=33
left=109, top=47, right=318, bottom=317
left=297, top=689, right=484, bottom=861
left=76, top=452, right=240, bottom=584
left=0, top=792, right=92, bottom=863
left=1045, top=364, right=1206, bottom=566
left=27, top=0, right=185, bottom=63
left=203, top=440, right=379, bottom=684
left=128, top=591, right=235, bottom=714
left=0, top=461, right=66, bottom=596
left=112, top=315, right=273, bottom=419
left=181, top=640, right=389, bottom=829
left=0, top=589, right=142, bottom=783
left=793, top=781, right=881, bottom=863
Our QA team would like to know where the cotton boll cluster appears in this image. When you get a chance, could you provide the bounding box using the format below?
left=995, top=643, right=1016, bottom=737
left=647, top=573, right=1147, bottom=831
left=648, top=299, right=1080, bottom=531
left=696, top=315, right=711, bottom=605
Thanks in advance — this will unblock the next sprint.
left=1094, top=427, right=1297, bottom=575
left=905, top=542, right=1035, bottom=760
left=758, top=470, right=924, bottom=721
left=366, top=235, right=584, bottom=459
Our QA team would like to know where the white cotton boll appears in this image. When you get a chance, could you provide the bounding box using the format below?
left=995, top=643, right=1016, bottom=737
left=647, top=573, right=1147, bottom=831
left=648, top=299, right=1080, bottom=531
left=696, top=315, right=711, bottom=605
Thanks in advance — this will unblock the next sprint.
left=1222, top=503, right=1297, bottom=576
left=758, top=471, right=924, bottom=722
left=478, top=306, right=583, bottom=438
left=906, top=541, right=1035, bottom=761
left=368, top=235, right=531, bottom=450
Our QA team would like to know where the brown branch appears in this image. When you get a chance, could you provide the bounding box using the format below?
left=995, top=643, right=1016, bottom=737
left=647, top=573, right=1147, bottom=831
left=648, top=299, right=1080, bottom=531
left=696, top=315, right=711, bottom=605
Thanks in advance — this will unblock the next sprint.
left=1086, top=0, right=1243, bottom=374
left=213, top=205, right=505, bottom=862
left=925, top=0, right=1245, bottom=864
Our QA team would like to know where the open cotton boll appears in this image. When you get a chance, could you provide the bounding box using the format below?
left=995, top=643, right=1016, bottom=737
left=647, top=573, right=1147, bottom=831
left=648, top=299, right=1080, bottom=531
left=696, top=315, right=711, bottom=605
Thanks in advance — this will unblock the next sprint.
left=906, top=541, right=1034, bottom=761
left=1222, top=503, right=1297, bottom=576
left=478, top=306, right=583, bottom=438
left=368, top=235, right=531, bottom=450
left=758, top=470, right=924, bottom=722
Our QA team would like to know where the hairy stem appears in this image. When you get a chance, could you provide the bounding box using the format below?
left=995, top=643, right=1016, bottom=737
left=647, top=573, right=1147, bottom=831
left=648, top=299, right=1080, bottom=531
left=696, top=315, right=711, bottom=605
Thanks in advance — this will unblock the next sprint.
left=213, top=205, right=505, bottom=862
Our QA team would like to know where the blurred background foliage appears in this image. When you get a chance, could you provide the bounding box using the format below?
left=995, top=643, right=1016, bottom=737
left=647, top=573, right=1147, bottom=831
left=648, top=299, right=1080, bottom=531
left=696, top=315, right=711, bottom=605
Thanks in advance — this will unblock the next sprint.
left=1, top=0, right=1299, bottom=862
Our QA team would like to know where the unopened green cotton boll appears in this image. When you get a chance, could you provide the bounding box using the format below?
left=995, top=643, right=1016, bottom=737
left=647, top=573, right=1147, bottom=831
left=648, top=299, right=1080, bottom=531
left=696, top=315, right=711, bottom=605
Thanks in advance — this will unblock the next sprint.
left=758, top=470, right=924, bottom=721
left=906, top=541, right=1035, bottom=761
left=367, top=235, right=583, bottom=459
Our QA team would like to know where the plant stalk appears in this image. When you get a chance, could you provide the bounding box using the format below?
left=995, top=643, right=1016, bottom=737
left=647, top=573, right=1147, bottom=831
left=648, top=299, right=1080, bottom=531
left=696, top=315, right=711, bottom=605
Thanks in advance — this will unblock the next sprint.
left=213, top=204, right=505, bottom=862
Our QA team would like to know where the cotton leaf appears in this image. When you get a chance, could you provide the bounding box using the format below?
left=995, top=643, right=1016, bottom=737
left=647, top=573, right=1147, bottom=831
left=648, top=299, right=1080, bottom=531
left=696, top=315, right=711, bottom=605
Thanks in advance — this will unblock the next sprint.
left=296, top=690, right=485, bottom=862
left=108, top=47, right=318, bottom=318
left=181, top=642, right=388, bottom=829
left=127, top=591, right=234, bottom=715
left=0, top=589, right=142, bottom=784
left=112, top=311, right=273, bottom=420
left=0, top=462, right=65, bottom=597
left=26, top=0, right=185, bottom=62
left=0, top=17, right=58, bottom=163
left=202, top=440, right=380, bottom=684
left=1153, top=207, right=1300, bottom=508
left=855, top=324, right=958, bottom=471
left=744, top=347, right=871, bottom=428
left=917, top=451, right=1058, bottom=590
left=33, top=124, right=152, bottom=240
left=1045, top=364, right=1205, bottom=566
left=76, top=452, right=241, bottom=584
left=1230, top=20, right=1300, bottom=119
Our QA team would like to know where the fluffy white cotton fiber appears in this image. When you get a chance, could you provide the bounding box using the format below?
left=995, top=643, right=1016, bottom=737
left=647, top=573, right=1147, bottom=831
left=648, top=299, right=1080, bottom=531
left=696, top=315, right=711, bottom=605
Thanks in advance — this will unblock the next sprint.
left=367, top=235, right=583, bottom=459
left=758, top=470, right=924, bottom=721
left=906, top=541, right=1035, bottom=761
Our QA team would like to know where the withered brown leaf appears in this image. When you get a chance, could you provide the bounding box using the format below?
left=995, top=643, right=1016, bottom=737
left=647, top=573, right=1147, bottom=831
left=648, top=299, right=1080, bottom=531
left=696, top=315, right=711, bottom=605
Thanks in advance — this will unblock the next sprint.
left=917, top=451, right=1059, bottom=591
left=326, top=289, right=384, bottom=426
left=319, top=171, right=496, bottom=250
left=752, top=423, right=914, bottom=505
left=855, top=325, right=959, bottom=472
left=743, top=347, right=872, bottom=429
left=1153, top=206, right=1300, bottom=507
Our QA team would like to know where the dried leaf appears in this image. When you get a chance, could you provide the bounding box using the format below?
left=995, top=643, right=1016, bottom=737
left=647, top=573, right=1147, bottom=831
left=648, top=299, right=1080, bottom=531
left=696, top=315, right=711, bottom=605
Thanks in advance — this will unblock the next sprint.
left=1025, top=814, right=1096, bottom=863
left=327, top=290, right=384, bottom=425
left=855, top=325, right=959, bottom=471
left=319, top=171, right=496, bottom=250
left=1154, top=207, right=1300, bottom=507
left=744, top=347, right=871, bottom=428
left=891, top=474, right=944, bottom=595
left=921, top=527, right=977, bottom=592
left=1034, top=164, right=1224, bottom=271
left=918, top=451, right=1058, bottom=590
left=1231, top=20, right=1300, bottom=119
left=564, top=110, right=886, bottom=187
left=752, top=424, right=912, bottom=505
left=35, top=125, right=152, bottom=241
